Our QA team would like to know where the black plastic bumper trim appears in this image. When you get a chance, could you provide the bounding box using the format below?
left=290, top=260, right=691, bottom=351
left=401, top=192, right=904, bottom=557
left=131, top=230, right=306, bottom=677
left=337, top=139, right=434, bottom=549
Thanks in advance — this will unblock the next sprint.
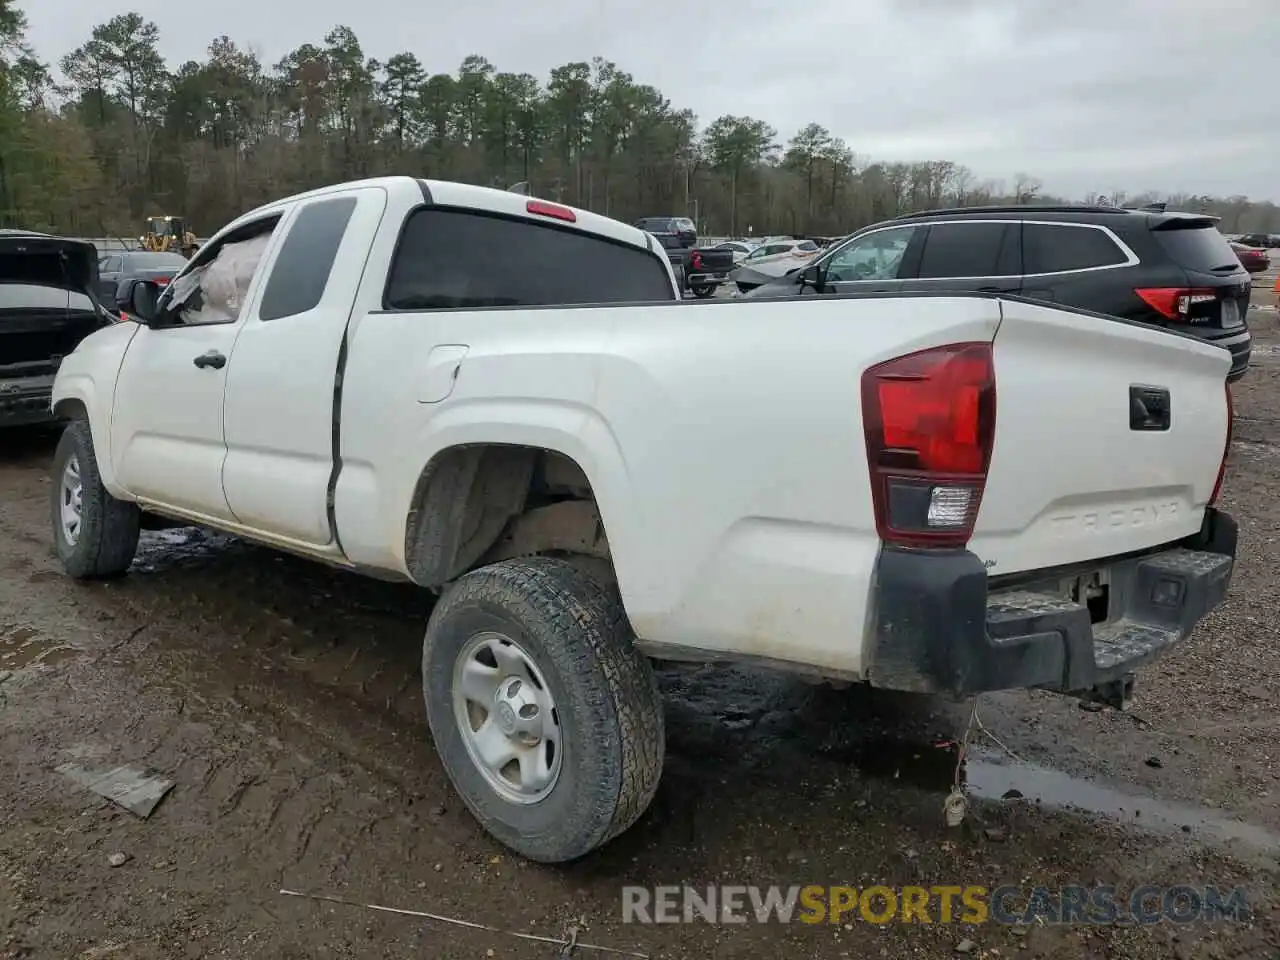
left=865, top=507, right=1238, bottom=696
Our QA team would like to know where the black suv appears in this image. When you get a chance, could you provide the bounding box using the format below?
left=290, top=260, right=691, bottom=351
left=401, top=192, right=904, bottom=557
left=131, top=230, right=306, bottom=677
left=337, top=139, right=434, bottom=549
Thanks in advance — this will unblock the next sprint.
left=745, top=205, right=1252, bottom=381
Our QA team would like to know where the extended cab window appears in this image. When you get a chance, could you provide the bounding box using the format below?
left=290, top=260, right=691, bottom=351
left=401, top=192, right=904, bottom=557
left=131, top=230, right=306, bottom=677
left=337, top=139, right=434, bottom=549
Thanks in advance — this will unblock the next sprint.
left=824, top=225, right=916, bottom=282
left=917, top=222, right=1010, bottom=278
left=258, top=197, right=357, bottom=321
left=385, top=208, right=675, bottom=309
left=1024, top=223, right=1128, bottom=274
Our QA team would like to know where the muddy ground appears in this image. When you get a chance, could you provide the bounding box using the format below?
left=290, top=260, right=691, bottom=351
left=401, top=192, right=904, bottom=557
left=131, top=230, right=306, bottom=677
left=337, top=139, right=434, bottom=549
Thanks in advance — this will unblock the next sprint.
left=4, top=288, right=1280, bottom=960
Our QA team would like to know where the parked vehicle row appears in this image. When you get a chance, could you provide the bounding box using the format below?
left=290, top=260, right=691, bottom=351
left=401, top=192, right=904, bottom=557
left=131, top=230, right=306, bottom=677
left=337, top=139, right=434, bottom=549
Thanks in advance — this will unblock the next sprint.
left=1235, top=233, right=1280, bottom=249
left=1231, top=240, right=1270, bottom=274
left=96, top=249, right=188, bottom=303
left=743, top=205, right=1253, bottom=381
left=32, top=176, right=1236, bottom=866
left=631, top=216, right=735, bottom=298
left=730, top=237, right=822, bottom=292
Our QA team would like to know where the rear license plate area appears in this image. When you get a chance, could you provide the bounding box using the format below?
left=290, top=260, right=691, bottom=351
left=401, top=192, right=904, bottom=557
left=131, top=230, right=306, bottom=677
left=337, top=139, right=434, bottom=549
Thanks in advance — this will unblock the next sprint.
left=1221, top=298, right=1242, bottom=329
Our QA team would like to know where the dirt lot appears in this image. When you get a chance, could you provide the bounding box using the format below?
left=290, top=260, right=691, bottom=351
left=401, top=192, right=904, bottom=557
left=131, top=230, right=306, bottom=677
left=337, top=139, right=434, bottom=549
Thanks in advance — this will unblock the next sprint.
left=4, top=287, right=1280, bottom=959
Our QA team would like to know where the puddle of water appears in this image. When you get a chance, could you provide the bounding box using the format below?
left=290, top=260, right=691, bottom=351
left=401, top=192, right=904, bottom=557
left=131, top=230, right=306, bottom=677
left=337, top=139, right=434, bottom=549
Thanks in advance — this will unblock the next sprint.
left=830, top=735, right=1280, bottom=854
left=0, top=625, right=81, bottom=670
left=967, top=757, right=1280, bottom=854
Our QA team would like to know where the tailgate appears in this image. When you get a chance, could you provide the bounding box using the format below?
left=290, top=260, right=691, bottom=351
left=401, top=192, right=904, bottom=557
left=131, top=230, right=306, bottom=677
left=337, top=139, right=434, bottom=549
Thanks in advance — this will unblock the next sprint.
left=691, top=247, right=735, bottom=273
left=969, top=298, right=1230, bottom=575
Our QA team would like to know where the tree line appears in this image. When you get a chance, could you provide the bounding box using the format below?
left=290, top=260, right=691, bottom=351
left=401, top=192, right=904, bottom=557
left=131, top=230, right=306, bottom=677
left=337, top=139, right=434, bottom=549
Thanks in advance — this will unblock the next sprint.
left=1, top=3, right=1277, bottom=240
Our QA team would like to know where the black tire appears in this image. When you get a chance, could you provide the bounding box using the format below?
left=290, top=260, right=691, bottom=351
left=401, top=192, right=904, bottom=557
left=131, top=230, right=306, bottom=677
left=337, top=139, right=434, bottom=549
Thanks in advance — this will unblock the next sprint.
left=51, top=419, right=141, bottom=579
left=690, top=284, right=716, bottom=298
left=422, top=556, right=664, bottom=862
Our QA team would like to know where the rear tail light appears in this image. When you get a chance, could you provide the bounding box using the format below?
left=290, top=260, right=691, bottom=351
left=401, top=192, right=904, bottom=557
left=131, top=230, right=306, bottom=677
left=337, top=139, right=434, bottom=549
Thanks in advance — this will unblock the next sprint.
left=154, top=276, right=171, bottom=286
left=526, top=199, right=576, bottom=223
left=1135, top=287, right=1217, bottom=320
left=1211, top=382, right=1232, bottom=505
left=861, top=342, right=997, bottom=548
left=691, top=251, right=704, bottom=271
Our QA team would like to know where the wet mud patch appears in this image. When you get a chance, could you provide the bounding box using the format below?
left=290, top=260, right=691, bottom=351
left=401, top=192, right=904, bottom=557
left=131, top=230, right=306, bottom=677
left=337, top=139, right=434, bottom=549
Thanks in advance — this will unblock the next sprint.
left=0, top=622, right=81, bottom=673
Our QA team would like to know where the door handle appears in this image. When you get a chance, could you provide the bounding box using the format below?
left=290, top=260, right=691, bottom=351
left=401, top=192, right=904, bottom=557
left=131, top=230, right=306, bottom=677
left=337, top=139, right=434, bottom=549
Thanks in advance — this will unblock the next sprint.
left=193, top=350, right=226, bottom=370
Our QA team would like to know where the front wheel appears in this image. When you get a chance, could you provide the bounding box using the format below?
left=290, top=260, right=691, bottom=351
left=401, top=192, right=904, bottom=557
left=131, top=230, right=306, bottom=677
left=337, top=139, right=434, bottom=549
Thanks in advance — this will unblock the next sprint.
left=422, top=556, right=665, bottom=862
left=51, top=419, right=141, bottom=579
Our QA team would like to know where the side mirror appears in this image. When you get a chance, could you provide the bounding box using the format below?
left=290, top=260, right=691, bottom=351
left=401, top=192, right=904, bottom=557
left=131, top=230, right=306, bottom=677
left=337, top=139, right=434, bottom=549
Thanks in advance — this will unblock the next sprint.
left=116, top=279, right=162, bottom=324
left=799, top=263, right=825, bottom=290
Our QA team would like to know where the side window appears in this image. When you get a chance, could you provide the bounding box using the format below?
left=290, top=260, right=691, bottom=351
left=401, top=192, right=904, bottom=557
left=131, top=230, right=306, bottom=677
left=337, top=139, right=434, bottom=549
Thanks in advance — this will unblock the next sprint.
left=101, top=256, right=122, bottom=273
left=917, top=223, right=1009, bottom=279
left=258, top=197, right=357, bottom=321
left=824, top=226, right=917, bottom=282
left=1024, top=224, right=1128, bottom=274
left=384, top=207, right=676, bottom=309
left=158, top=216, right=281, bottom=327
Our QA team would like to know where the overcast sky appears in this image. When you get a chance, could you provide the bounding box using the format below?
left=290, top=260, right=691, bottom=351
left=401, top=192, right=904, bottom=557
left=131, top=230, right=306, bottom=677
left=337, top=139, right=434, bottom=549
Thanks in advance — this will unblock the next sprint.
left=21, top=0, right=1280, bottom=201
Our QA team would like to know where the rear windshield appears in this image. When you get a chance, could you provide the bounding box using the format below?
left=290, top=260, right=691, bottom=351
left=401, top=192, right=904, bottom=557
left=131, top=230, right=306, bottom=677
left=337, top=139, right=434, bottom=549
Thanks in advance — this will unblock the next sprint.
left=386, top=207, right=676, bottom=309
left=1153, top=226, right=1242, bottom=273
left=636, top=218, right=676, bottom=232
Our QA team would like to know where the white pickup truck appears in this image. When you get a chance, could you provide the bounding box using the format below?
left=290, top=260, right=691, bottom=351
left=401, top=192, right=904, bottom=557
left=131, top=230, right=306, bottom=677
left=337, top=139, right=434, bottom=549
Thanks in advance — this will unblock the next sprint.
left=50, top=176, right=1236, bottom=862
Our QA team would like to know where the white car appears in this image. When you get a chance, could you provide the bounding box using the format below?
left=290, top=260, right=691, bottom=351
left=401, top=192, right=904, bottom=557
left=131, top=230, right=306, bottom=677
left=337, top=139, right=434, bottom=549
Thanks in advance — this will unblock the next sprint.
left=730, top=238, right=821, bottom=292
left=711, top=240, right=756, bottom=265
left=50, top=176, right=1236, bottom=863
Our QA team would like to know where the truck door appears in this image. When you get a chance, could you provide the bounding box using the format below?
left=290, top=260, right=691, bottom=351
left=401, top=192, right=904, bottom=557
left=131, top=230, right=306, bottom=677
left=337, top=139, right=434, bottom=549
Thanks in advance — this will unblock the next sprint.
left=220, top=187, right=388, bottom=546
left=109, top=213, right=285, bottom=521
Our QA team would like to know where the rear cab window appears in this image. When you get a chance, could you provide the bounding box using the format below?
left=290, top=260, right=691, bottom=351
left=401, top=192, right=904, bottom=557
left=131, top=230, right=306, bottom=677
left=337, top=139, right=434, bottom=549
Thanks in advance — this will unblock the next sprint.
left=1024, top=224, right=1129, bottom=274
left=385, top=207, right=676, bottom=309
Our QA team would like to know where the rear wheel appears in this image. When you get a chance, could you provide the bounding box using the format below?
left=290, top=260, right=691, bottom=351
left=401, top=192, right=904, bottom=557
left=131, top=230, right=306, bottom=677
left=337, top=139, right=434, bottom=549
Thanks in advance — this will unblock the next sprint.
left=422, top=556, right=665, bottom=862
left=51, top=419, right=141, bottom=579
left=691, top=284, right=716, bottom=298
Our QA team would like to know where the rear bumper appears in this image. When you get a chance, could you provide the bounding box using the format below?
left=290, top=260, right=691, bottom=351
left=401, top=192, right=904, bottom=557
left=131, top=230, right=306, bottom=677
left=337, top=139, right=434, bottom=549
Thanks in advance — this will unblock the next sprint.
left=687, top=273, right=728, bottom=287
left=865, top=508, right=1237, bottom=697
left=1205, top=327, right=1252, bottom=382
left=0, top=376, right=57, bottom=427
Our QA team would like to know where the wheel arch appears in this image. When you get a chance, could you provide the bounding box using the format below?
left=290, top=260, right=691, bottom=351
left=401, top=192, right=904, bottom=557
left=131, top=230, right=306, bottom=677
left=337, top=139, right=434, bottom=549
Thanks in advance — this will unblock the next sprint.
left=398, top=421, right=636, bottom=595
left=51, top=377, right=123, bottom=494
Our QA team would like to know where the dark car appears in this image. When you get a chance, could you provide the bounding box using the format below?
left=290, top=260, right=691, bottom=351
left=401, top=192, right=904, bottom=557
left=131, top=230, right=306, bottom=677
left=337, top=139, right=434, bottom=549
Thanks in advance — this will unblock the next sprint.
left=0, top=231, right=111, bottom=427
left=745, top=205, right=1252, bottom=381
left=633, top=217, right=735, bottom=298
left=1236, top=233, right=1278, bottom=249
left=96, top=249, right=189, bottom=304
left=1231, top=241, right=1270, bottom=274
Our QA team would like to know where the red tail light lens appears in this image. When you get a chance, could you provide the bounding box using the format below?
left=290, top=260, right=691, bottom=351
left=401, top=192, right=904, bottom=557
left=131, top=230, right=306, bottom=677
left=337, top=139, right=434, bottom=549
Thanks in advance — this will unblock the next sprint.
left=1211, top=382, right=1232, bottom=505
left=1135, top=287, right=1217, bottom=321
left=861, top=342, right=997, bottom=548
left=154, top=276, right=171, bottom=286
left=526, top=199, right=576, bottom=223
left=691, top=251, right=704, bottom=270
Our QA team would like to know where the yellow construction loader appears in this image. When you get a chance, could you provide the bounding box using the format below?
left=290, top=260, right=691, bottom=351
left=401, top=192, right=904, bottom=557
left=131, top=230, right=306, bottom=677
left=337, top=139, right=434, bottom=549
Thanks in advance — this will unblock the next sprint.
left=140, top=216, right=199, bottom=258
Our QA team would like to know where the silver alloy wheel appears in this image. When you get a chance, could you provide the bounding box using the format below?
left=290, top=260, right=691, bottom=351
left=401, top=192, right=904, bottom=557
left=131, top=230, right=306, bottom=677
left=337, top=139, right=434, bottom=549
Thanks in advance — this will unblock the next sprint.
left=59, top=454, right=84, bottom=546
left=452, top=630, right=563, bottom=804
